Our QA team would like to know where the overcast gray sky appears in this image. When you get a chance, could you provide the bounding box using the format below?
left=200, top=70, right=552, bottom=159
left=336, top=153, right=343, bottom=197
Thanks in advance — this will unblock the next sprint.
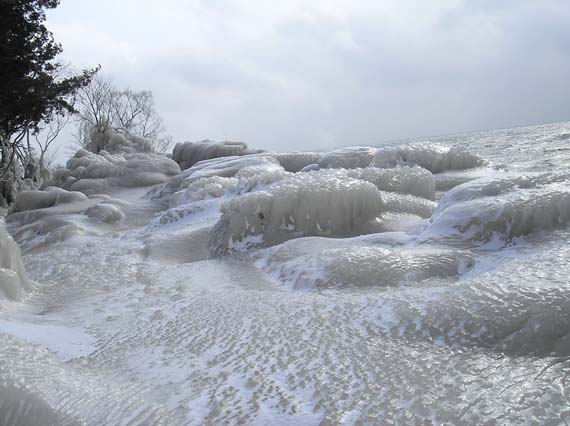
left=47, top=0, right=570, bottom=154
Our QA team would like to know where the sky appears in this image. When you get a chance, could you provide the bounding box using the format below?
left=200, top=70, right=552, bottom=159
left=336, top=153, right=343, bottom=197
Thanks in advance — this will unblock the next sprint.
left=47, top=0, right=570, bottom=157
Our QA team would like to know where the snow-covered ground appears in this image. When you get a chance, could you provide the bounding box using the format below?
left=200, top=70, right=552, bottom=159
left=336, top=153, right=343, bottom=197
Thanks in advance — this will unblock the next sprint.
left=2, top=122, right=570, bottom=425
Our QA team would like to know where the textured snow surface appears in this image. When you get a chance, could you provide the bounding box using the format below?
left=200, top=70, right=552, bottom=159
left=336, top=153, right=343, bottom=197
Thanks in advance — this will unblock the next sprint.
left=2, top=124, right=570, bottom=425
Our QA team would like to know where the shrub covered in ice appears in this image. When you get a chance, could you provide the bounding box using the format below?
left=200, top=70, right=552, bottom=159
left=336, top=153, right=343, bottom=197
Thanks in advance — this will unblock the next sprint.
left=318, top=147, right=377, bottom=169
left=421, top=172, right=570, bottom=245
left=209, top=173, right=385, bottom=254
left=371, top=143, right=485, bottom=172
left=264, top=236, right=473, bottom=290
left=89, top=125, right=153, bottom=154
left=0, top=219, right=31, bottom=300
left=172, top=140, right=264, bottom=170
left=11, top=187, right=88, bottom=213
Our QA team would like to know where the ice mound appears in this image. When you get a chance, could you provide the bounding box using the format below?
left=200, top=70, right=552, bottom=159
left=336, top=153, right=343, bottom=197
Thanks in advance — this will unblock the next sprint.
left=0, top=219, right=32, bottom=300
left=272, top=152, right=322, bottom=172
left=344, top=166, right=436, bottom=200
left=421, top=172, right=570, bottom=245
left=48, top=149, right=180, bottom=196
left=172, top=140, right=263, bottom=170
left=150, top=154, right=282, bottom=200
left=264, top=235, right=473, bottom=290
left=11, top=187, right=88, bottom=213
left=371, top=143, right=485, bottom=172
left=209, top=173, right=384, bottom=254
left=318, top=146, right=377, bottom=169
left=89, top=125, right=152, bottom=154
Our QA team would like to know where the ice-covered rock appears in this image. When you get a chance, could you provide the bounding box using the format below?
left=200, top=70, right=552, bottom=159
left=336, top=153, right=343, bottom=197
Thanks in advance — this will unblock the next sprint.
left=11, top=187, right=88, bottom=213
left=421, top=172, right=570, bottom=245
left=371, top=143, right=485, bottom=172
left=272, top=152, right=323, bottom=172
left=150, top=154, right=282, bottom=200
left=318, top=147, right=377, bottom=169
left=209, top=173, right=385, bottom=254
left=172, top=140, right=264, bottom=170
left=0, top=219, right=31, bottom=300
left=264, top=235, right=473, bottom=290
left=47, top=149, right=181, bottom=196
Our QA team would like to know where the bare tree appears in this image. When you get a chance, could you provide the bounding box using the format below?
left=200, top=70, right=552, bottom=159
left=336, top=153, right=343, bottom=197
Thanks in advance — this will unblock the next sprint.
left=32, top=113, right=69, bottom=168
left=74, top=74, right=169, bottom=153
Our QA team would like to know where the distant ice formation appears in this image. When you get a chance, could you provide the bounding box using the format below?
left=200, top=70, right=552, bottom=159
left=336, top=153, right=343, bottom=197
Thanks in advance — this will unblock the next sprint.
left=172, top=140, right=264, bottom=170
left=371, top=142, right=485, bottom=172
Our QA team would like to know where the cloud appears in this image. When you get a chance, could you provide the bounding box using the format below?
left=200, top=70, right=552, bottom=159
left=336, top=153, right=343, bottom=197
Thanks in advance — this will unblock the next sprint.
left=47, top=0, right=570, bottom=156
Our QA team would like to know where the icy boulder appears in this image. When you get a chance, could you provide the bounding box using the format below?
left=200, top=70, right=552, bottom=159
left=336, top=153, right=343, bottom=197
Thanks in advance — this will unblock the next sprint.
left=0, top=219, right=31, bottom=300
left=272, top=152, right=323, bottom=172
left=371, top=143, right=485, bottom=173
left=344, top=166, right=436, bottom=200
left=172, top=140, right=264, bottom=170
left=150, top=154, right=282, bottom=200
left=421, top=172, right=570, bottom=245
left=11, top=187, right=88, bottom=213
left=264, top=235, right=473, bottom=290
left=209, top=173, right=384, bottom=255
left=47, top=149, right=180, bottom=196
left=318, top=147, right=377, bottom=170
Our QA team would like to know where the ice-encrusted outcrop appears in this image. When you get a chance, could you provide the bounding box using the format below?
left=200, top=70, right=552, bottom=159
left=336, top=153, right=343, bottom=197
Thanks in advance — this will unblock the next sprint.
left=371, top=143, right=485, bottom=172
left=0, top=219, right=31, bottom=300
left=272, top=152, right=322, bottom=172
left=264, top=235, right=473, bottom=290
left=209, top=173, right=385, bottom=254
left=172, top=140, right=264, bottom=170
left=47, top=149, right=180, bottom=195
left=421, top=172, right=570, bottom=245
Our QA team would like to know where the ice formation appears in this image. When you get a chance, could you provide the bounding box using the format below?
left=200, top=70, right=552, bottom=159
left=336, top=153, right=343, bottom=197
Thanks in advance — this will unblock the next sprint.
left=89, top=125, right=153, bottom=154
left=209, top=173, right=385, bottom=254
left=47, top=148, right=180, bottom=195
left=421, top=172, right=570, bottom=245
left=264, top=235, right=473, bottom=290
left=0, top=219, right=31, bottom=300
left=318, top=146, right=377, bottom=169
left=11, top=187, right=88, bottom=213
left=371, top=142, right=485, bottom=172
left=172, top=140, right=263, bottom=170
